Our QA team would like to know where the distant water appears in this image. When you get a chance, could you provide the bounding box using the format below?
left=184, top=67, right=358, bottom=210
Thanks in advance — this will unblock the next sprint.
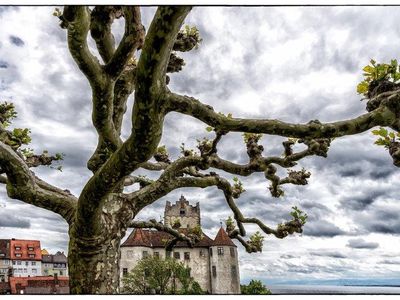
left=268, top=284, right=400, bottom=295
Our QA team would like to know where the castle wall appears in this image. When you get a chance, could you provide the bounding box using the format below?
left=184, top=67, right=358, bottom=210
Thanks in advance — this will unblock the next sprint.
left=120, top=246, right=153, bottom=283
left=164, top=215, right=200, bottom=229
left=209, top=246, right=240, bottom=294
left=170, top=247, right=211, bottom=293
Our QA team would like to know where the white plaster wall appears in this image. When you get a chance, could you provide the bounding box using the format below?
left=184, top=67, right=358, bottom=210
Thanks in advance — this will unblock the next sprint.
left=209, top=246, right=240, bottom=294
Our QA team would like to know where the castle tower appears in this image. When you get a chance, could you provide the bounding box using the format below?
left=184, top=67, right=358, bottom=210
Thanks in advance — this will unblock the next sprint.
left=164, top=195, right=200, bottom=228
left=209, top=227, right=240, bottom=294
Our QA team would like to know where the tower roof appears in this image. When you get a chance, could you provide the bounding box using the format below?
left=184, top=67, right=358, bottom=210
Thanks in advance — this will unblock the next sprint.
left=212, top=227, right=237, bottom=247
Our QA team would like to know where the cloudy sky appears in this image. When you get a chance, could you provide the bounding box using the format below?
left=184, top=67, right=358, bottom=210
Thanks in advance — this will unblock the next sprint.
left=1, top=6, right=400, bottom=285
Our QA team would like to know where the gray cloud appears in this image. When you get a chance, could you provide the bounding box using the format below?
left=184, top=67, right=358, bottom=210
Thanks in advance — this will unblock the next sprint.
left=346, top=238, right=379, bottom=249
left=0, top=214, right=30, bottom=228
left=9, top=35, right=24, bottom=46
left=310, top=251, right=347, bottom=259
left=303, top=220, right=346, bottom=237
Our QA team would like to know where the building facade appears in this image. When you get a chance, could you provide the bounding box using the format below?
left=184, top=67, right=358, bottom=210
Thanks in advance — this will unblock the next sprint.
left=120, top=195, right=240, bottom=294
left=42, top=251, right=68, bottom=276
left=0, top=240, right=11, bottom=282
left=10, top=239, right=42, bottom=277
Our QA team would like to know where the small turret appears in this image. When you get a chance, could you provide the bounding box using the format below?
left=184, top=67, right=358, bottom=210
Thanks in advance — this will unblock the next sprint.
left=209, top=227, right=240, bottom=294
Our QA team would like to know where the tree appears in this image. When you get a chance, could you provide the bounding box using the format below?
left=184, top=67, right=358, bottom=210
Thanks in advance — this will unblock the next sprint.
left=121, top=256, right=203, bottom=294
left=241, top=279, right=271, bottom=295
left=0, top=5, right=399, bottom=294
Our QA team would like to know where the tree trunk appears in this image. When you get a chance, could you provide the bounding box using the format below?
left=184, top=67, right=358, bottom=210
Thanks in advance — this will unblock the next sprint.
left=67, top=225, right=123, bottom=294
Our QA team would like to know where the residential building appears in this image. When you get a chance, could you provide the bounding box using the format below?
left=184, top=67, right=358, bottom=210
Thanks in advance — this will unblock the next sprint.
left=10, top=239, right=42, bottom=277
left=9, top=275, right=69, bottom=294
left=120, top=195, right=241, bottom=294
left=42, top=251, right=68, bottom=276
left=0, top=240, right=11, bottom=282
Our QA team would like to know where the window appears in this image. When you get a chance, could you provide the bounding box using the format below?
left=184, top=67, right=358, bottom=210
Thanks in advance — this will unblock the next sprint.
left=212, top=266, right=217, bottom=278
left=31, top=262, right=36, bottom=266
left=199, top=249, right=205, bottom=257
left=231, top=265, right=237, bottom=278
left=180, top=209, right=185, bottom=216
left=25, top=262, right=29, bottom=266
left=0, top=253, right=4, bottom=257
left=154, top=252, right=160, bottom=258
left=230, top=248, right=235, bottom=258
left=32, top=269, right=37, bottom=274
left=15, top=247, right=21, bottom=251
left=184, top=252, right=190, bottom=260
left=217, top=247, right=224, bottom=256
left=23, top=268, right=27, bottom=273
left=28, top=247, right=34, bottom=251
left=142, top=251, right=148, bottom=258
left=166, top=251, right=172, bottom=258
left=17, top=261, right=21, bottom=265
left=29, top=254, right=35, bottom=258
left=173, top=252, right=180, bottom=260
left=12, top=261, right=15, bottom=265
left=15, top=254, right=22, bottom=258
left=209, top=248, right=213, bottom=257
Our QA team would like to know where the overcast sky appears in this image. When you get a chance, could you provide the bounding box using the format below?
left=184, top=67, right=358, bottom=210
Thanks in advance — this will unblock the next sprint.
left=1, top=6, right=400, bottom=285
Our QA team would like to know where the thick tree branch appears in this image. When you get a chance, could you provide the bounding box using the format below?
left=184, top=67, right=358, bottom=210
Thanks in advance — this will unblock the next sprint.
left=90, top=6, right=122, bottom=63
left=63, top=6, right=105, bottom=89
left=104, top=6, right=145, bottom=79
left=166, top=91, right=399, bottom=139
left=0, top=142, right=77, bottom=224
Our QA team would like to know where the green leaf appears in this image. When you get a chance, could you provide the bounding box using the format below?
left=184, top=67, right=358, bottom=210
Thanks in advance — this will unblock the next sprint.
left=356, top=81, right=369, bottom=95
left=205, top=126, right=213, bottom=132
left=362, top=65, right=375, bottom=74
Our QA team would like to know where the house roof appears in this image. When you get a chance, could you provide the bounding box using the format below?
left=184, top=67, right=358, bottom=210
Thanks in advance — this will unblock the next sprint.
left=212, top=227, right=237, bottom=247
left=0, top=239, right=10, bottom=259
left=9, top=276, right=69, bottom=294
left=42, top=252, right=67, bottom=264
left=121, top=228, right=214, bottom=248
left=10, top=239, right=42, bottom=261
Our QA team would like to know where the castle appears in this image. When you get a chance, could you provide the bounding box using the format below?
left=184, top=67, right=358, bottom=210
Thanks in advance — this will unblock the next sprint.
left=120, top=195, right=241, bottom=294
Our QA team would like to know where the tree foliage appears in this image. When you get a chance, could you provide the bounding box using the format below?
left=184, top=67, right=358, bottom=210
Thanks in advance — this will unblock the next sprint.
left=121, top=255, right=204, bottom=294
left=241, top=279, right=272, bottom=295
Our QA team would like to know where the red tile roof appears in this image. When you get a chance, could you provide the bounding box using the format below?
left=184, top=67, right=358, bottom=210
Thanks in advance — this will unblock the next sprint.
left=122, top=228, right=213, bottom=248
left=10, top=239, right=42, bottom=261
left=212, top=227, right=237, bottom=247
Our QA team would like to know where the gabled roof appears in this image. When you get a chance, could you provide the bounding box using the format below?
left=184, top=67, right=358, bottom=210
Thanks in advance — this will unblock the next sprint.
left=212, top=227, right=237, bottom=247
left=121, top=228, right=213, bottom=248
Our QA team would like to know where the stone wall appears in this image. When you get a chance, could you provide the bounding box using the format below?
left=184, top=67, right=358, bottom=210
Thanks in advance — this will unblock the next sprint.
left=209, top=246, right=240, bottom=294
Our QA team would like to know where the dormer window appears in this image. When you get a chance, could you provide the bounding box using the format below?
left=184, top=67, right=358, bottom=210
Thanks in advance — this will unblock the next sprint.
left=28, top=247, right=34, bottom=251
left=15, top=246, right=21, bottom=251
left=28, top=254, right=35, bottom=258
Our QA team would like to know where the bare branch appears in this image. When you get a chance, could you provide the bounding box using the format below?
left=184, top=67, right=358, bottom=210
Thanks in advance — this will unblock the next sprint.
left=0, top=142, right=77, bottom=224
left=63, top=6, right=104, bottom=88
left=166, top=91, right=399, bottom=139
left=104, top=6, right=145, bottom=79
left=129, top=219, right=198, bottom=248
left=90, top=6, right=122, bottom=63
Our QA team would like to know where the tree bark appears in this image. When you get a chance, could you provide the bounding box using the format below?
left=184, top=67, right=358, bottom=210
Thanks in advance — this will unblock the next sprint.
left=67, top=224, right=123, bottom=294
